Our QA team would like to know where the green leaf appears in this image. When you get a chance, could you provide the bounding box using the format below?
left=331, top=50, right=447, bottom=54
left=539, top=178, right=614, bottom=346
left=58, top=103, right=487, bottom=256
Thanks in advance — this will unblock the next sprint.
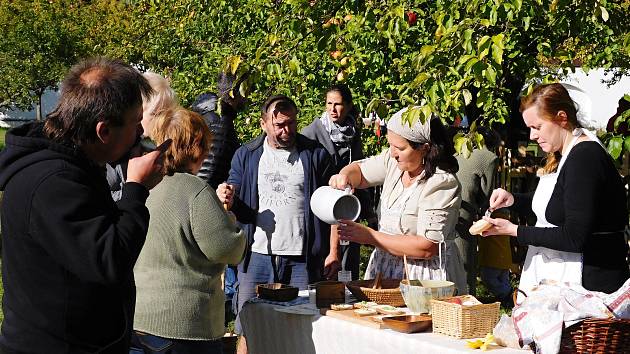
left=239, top=80, right=249, bottom=98
left=465, top=57, right=479, bottom=71
left=523, top=17, right=531, bottom=31
left=474, top=131, right=485, bottom=149
left=420, top=45, right=435, bottom=58
left=477, top=35, right=490, bottom=51
left=454, top=134, right=467, bottom=154
left=512, top=0, right=522, bottom=11
left=491, top=33, right=505, bottom=49
left=491, top=43, right=503, bottom=65
left=463, top=89, right=473, bottom=105
left=411, top=73, right=430, bottom=88
left=420, top=105, right=432, bottom=124
left=462, top=139, right=472, bottom=158
left=600, top=6, right=609, bottom=22
left=607, top=136, right=623, bottom=160
left=485, top=65, right=496, bottom=84
left=624, top=136, right=630, bottom=154
left=226, top=55, right=242, bottom=75
left=288, top=57, right=300, bottom=74
left=365, top=98, right=380, bottom=114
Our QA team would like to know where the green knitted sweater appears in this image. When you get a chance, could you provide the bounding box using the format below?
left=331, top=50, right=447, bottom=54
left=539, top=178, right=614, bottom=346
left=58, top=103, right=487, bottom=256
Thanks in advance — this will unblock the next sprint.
left=133, top=173, right=246, bottom=340
left=455, top=148, right=499, bottom=223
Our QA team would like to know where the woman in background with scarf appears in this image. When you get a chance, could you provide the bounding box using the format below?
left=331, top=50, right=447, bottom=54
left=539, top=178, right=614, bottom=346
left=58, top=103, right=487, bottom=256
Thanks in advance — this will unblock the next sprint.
left=301, top=84, right=376, bottom=280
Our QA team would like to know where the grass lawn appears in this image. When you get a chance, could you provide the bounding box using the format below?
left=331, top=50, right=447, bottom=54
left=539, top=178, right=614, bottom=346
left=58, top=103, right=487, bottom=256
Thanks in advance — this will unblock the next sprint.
left=0, top=128, right=7, bottom=150
left=0, top=260, right=3, bottom=323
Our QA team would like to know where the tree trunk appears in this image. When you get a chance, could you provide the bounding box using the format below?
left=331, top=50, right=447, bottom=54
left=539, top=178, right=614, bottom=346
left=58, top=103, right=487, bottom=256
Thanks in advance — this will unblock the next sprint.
left=35, top=91, right=43, bottom=121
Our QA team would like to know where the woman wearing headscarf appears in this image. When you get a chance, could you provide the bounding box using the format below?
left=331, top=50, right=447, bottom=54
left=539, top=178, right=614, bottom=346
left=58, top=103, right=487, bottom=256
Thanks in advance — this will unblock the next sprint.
left=483, top=83, right=629, bottom=296
left=328, top=108, right=467, bottom=294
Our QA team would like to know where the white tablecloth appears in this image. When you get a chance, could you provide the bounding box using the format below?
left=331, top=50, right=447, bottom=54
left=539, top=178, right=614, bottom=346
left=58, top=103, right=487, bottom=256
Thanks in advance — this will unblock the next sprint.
left=240, top=301, right=530, bottom=354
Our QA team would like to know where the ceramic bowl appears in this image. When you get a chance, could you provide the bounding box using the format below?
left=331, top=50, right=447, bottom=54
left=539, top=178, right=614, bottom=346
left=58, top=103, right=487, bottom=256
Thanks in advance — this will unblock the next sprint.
left=399, top=279, right=455, bottom=314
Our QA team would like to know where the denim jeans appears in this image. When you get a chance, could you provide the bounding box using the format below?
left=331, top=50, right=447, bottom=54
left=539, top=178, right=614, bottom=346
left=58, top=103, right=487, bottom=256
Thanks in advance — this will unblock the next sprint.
left=480, top=266, right=512, bottom=300
left=129, top=332, right=223, bottom=354
left=233, top=252, right=308, bottom=334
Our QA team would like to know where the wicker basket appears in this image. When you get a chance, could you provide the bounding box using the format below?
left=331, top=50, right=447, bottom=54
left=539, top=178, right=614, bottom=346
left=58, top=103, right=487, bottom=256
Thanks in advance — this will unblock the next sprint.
left=559, top=318, right=630, bottom=353
left=346, top=279, right=406, bottom=307
left=430, top=295, right=500, bottom=339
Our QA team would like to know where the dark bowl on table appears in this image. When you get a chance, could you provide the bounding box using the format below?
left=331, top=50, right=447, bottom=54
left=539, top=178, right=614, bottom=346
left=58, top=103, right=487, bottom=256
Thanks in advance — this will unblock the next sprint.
left=256, top=283, right=299, bottom=302
left=382, top=314, right=433, bottom=334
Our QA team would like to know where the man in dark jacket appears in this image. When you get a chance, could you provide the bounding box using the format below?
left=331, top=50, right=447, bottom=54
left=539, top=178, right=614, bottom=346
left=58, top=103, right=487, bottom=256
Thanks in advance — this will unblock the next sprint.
left=0, top=57, right=166, bottom=353
left=217, top=95, right=334, bottom=354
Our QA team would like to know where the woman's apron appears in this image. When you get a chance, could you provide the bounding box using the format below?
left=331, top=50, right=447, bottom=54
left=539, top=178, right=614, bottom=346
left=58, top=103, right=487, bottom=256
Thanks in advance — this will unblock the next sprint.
left=518, top=129, right=602, bottom=301
left=364, top=178, right=467, bottom=294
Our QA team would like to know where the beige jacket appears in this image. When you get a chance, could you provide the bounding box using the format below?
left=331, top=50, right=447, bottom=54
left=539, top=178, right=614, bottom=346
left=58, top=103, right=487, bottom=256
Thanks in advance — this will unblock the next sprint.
left=358, top=149, right=461, bottom=242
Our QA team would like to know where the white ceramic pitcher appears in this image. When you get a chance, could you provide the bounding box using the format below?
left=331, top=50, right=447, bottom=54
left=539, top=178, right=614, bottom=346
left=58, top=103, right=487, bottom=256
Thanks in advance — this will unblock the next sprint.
left=310, top=186, right=361, bottom=225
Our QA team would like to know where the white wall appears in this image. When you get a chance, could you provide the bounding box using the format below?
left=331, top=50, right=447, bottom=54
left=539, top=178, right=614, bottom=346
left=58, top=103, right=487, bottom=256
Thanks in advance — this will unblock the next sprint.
left=563, top=68, right=630, bottom=129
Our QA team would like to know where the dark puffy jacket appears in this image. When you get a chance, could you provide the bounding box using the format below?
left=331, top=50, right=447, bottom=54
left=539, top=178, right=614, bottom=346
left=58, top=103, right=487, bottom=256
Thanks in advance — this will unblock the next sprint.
left=191, top=93, right=240, bottom=189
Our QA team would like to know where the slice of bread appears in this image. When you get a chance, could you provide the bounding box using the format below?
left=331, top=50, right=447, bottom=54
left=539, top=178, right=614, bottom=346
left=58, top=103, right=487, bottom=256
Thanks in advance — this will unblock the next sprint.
left=330, top=303, right=353, bottom=311
left=469, top=219, right=492, bottom=235
left=374, top=305, right=405, bottom=315
left=353, top=301, right=378, bottom=309
left=354, top=308, right=377, bottom=316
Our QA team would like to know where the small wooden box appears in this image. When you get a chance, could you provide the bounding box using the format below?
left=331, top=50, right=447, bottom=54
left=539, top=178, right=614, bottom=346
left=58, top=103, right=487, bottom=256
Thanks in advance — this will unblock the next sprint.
left=315, top=281, right=345, bottom=308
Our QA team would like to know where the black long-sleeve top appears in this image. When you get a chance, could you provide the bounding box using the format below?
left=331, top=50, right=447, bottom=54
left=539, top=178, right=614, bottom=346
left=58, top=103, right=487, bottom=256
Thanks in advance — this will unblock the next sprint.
left=513, top=141, right=629, bottom=293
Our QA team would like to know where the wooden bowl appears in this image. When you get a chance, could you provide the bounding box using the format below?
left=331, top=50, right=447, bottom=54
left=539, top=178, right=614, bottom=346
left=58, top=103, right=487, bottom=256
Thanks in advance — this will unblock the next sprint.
left=256, top=283, right=298, bottom=302
left=382, top=314, right=433, bottom=333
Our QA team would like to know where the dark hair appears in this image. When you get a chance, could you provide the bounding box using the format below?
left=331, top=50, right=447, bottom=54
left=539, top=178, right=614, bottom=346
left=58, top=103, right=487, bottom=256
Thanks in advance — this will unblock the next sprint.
left=260, top=94, right=298, bottom=120
left=326, top=84, right=353, bottom=105
left=326, top=83, right=359, bottom=119
left=519, top=83, right=578, bottom=173
left=44, top=57, right=153, bottom=146
left=477, top=125, right=501, bottom=150
left=409, top=117, right=458, bottom=180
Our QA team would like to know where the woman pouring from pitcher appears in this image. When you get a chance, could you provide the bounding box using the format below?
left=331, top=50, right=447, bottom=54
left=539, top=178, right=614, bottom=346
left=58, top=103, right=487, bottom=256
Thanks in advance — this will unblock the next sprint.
left=329, top=108, right=467, bottom=294
left=482, top=83, right=629, bottom=295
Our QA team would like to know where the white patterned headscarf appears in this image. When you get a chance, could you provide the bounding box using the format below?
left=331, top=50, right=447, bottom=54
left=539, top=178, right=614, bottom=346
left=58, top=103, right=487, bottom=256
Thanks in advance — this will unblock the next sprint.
left=386, top=107, right=431, bottom=143
left=560, top=83, right=595, bottom=130
left=560, top=83, right=604, bottom=147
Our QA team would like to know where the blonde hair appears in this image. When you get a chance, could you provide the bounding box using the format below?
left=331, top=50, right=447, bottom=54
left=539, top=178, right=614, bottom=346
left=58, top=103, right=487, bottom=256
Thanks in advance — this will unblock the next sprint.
left=520, top=83, right=579, bottom=174
left=152, top=108, right=212, bottom=174
left=142, top=72, right=178, bottom=136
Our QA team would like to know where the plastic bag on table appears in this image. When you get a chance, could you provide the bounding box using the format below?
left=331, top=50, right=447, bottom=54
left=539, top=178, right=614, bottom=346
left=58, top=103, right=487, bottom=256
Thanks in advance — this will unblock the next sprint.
left=512, top=306, right=563, bottom=354
left=493, top=314, right=521, bottom=349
